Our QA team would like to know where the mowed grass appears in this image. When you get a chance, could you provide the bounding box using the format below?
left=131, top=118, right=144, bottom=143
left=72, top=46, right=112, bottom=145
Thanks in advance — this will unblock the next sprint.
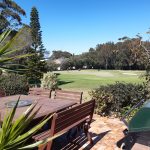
left=53, top=70, right=145, bottom=99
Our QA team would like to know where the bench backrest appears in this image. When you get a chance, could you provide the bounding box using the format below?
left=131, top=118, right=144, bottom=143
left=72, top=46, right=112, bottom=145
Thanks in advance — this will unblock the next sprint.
left=54, top=90, right=83, bottom=104
left=29, top=88, right=51, bottom=98
left=50, top=99, right=95, bottom=135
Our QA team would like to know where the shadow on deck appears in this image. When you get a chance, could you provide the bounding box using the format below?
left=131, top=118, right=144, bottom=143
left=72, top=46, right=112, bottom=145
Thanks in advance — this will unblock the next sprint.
left=53, top=131, right=110, bottom=150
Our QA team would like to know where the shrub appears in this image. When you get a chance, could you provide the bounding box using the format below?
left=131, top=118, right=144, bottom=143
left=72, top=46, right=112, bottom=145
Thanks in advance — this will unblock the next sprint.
left=0, top=73, right=29, bottom=95
left=89, top=82, right=148, bottom=117
left=41, top=72, right=58, bottom=90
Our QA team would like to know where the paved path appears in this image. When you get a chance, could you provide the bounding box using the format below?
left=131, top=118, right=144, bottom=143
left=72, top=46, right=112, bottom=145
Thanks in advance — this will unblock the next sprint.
left=61, top=114, right=126, bottom=150
left=81, top=114, right=126, bottom=150
left=61, top=114, right=149, bottom=150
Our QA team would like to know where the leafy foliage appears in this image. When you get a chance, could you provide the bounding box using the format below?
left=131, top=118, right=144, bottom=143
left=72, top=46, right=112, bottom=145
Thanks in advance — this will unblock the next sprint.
left=54, top=38, right=149, bottom=70
left=0, top=73, right=29, bottom=95
left=50, top=50, right=72, bottom=60
left=46, top=60, right=59, bottom=71
left=0, top=0, right=26, bottom=31
left=25, top=48, right=47, bottom=86
left=41, top=72, right=58, bottom=90
left=90, top=82, right=148, bottom=117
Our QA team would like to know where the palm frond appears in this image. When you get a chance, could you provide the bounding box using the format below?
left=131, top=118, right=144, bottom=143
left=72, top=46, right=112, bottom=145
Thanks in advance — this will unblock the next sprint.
left=0, top=53, right=34, bottom=62
left=0, top=29, right=11, bottom=43
left=18, top=132, right=63, bottom=150
left=0, top=28, right=34, bottom=73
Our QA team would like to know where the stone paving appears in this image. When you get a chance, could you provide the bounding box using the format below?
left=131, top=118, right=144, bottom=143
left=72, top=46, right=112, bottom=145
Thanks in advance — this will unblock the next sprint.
left=80, top=114, right=126, bottom=150
left=56, top=114, right=150, bottom=150
left=60, top=114, right=126, bottom=150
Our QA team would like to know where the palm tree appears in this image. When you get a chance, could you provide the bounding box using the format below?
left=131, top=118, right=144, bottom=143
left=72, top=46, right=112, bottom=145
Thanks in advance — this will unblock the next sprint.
left=0, top=0, right=26, bottom=32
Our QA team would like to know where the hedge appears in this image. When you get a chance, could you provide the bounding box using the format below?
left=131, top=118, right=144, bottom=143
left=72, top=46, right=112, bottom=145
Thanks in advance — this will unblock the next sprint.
left=0, top=73, right=29, bottom=96
left=89, top=82, right=148, bottom=117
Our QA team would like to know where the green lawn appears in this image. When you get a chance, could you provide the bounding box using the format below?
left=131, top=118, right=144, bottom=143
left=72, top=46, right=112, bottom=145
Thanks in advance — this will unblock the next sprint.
left=53, top=70, right=145, bottom=99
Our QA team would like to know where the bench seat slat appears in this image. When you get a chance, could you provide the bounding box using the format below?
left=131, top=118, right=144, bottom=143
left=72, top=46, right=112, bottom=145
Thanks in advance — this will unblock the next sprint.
left=55, top=96, right=81, bottom=100
left=55, top=90, right=82, bottom=95
left=55, top=94, right=81, bottom=98
left=33, top=130, right=51, bottom=141
left=56, top=105, right=93, bottom=125
left=56, top=101, right=94, bottom=118
left=55, top=112, right=92, bottom=133
left=29, top=88, right=51, bottom=98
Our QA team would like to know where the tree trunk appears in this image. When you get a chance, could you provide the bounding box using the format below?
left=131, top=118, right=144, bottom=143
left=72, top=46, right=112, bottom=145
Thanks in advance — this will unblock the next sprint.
left=105, top=59, right=108, bottom=70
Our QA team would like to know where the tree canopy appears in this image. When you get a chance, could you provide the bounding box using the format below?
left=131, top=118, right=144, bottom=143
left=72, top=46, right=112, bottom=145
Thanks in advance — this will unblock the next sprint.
left=55, top=38, right=149, bottom=70
left=0, top=0, right=26, bottom=32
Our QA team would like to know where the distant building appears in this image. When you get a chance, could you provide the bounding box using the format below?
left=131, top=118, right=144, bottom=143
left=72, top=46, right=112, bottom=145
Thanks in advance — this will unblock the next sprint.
left=57, top=67, right=61, bottom=71
left=83, top=65, right=87, bottom=69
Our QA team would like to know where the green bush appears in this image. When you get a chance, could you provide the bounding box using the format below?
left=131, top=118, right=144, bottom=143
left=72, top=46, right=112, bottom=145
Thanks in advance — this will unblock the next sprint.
left=89, top=82, right=148, bottom=117
left=41, top=72, right=58, bottom=90
left=0, top=73, right=29, bottom=95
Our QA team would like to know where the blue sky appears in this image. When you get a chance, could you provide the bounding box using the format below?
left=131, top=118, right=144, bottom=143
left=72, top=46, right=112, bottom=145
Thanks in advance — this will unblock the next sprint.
left=15, top=0, right=150, bottom=54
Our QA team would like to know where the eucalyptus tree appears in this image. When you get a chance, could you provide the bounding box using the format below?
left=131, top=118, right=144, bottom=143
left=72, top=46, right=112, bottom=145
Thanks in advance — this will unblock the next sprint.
left=0, top=0, right=26, bottom=32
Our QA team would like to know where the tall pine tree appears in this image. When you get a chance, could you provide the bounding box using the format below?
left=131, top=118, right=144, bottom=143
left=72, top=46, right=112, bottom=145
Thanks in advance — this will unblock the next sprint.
left=26, top=7, right=47, bottom=86
left=30, top=7, right=45, bottom=57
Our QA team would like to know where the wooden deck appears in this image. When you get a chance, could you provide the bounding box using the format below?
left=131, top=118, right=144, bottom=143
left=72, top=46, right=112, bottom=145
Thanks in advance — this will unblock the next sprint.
left=0, top=95, right=76, bottom=121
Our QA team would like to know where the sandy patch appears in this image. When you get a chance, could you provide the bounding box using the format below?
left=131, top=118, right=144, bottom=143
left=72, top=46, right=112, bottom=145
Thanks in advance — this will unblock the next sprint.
left=65, top=71, right=114, bottom=77
left=122, top=73, right=137, bottom=76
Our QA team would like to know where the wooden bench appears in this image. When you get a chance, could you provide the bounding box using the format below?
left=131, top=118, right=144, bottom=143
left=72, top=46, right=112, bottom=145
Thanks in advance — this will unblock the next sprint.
left=53, top=90, right=83, bottom=104
left=29, top=88, right=51, bottom=98
left=32, top=99, right=95, bottom=150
